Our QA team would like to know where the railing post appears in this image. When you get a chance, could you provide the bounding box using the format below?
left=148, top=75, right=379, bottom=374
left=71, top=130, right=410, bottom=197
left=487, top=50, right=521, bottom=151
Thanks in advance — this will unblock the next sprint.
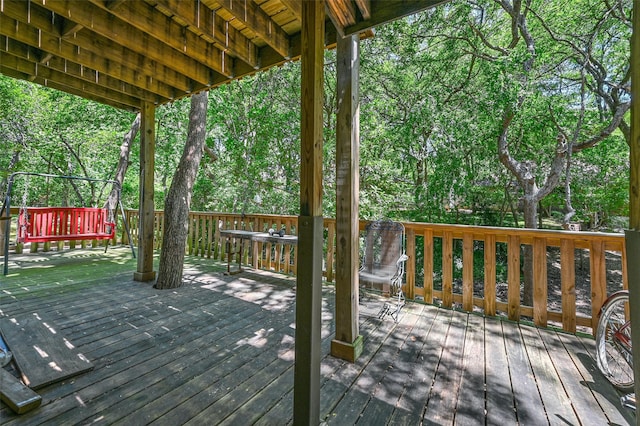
left=625, top=230, right=640, bottom=421
left=406, top=228, right=416, bottom=300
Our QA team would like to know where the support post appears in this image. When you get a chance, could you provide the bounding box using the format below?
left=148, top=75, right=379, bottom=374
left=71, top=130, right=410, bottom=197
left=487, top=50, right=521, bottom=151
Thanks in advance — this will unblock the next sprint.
left=133, top=102, right=156, bottom=282
left=632, top=1, right=640, bottom=232
left=628, top=3, right=640, bottom=422
left=331, top=33, right=363, bottom=363
left=294, top=1, right=324, bottom=424
left=626, top=231, right=640, bottom=424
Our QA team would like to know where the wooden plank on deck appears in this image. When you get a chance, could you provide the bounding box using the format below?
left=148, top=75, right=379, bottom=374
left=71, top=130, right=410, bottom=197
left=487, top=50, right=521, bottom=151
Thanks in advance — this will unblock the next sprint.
left=484, top=318, right=517, bottom=424
left=0, top=314, right=93, bottom=389
left=519, top=325, right=578, bottom=424
left=548, top=332, right=634, bottom=425
left=423, top=311, right=467, bottom=424
left=454, top=314, right=485, bottom=425
left=0, top=368, right=41, bottom=414
left=501, top=321, right=547, bottom=425
left=394, top=308, right=452, bottom=419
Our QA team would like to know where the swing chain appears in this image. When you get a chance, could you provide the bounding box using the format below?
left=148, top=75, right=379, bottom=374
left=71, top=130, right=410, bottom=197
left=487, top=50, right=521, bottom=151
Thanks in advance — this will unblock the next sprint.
left=19, top=177, right=30, bottom=239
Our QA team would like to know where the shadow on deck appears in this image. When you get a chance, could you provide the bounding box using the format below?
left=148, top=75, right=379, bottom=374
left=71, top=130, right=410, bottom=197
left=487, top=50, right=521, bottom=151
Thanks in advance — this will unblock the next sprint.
left=0, top=247, right=634, bottom=425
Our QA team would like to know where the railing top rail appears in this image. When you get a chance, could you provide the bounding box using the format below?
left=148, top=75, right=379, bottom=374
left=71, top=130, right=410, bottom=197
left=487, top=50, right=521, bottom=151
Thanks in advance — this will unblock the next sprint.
left=402, top=221, right=624, bottom=240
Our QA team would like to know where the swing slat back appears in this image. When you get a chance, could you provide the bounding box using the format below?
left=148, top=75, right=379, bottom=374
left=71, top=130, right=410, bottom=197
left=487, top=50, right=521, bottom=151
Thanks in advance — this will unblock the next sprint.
left=17, top=207, right=115, bottom=243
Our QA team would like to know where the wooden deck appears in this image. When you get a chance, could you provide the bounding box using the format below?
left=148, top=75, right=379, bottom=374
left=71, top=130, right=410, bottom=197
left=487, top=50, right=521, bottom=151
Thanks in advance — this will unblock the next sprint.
left=0, top=247, right=634, bottom=425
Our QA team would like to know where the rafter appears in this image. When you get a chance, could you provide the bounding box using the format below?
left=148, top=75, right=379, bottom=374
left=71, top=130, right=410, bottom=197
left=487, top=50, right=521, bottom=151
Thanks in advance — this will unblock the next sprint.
left=0, top=37, right=166, bottom=104
left=89, top=0, right=241, bottom=76
left=355, top=0, right=371, bottom=19
left=216, top=0, right=291, bottom=59
left=326, top=0, right=357, bottom=29
left=0, top=52, right=142, bottom=108
left=0, top=0, right=450, bottom=110
left=32, top=0, right=230, bottom=85
left=0, top=64, right=138, bottom=111
left=1, top=1, right=191, bottom=97
left=151, top=0, right=259, bottom=69
left=279, top=0, right=302, bottom=21
left=339, top=0, right=450, bottom=36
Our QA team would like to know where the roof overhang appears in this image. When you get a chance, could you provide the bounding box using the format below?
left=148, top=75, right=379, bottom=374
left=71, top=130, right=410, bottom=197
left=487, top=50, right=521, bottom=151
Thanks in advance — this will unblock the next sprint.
left=0, top=0, right=449, bottom=111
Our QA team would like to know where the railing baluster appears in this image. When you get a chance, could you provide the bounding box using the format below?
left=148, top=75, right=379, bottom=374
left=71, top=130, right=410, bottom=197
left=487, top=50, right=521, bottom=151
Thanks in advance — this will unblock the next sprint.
left=508, top=234, right=521, bottom=321
left=560, top=238, right=576, bottom=333
left=442, top=231, right=453, bottom=308
left=590, top=240, right=606, bottom=331
left=533, top=237, right=547, bottom=327
left=484, top=234, right=496, bottom=316
left=326, top=222, right=335, bottom=282
left=423, top=228, right=434, bottom=304
left=406, top=228, right=416, bottom=300
left=462, top=233, right=473, bottom=312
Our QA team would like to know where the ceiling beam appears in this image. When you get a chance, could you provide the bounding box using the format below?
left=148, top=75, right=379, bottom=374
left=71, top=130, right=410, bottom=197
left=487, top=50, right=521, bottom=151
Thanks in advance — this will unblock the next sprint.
left=279, top=0, right=302, bottom=21
left=0, top=52, right=142, bottom=109
left=90, top=0, right=241, bottom=76
left=341, top=0, right=450, bottom=36
left=231, top=17, right=344, bottom=83
left=0, top=19, right=183, bottom=102
left=0, top=64, right=139, bottom=111
left=354, top=0, right=371, bottom=19
left=152, top=0, right=260, bottom=69
left=0, top=37, right=166, bottom=104
left=31, top=0, right=229, bottom=86
left=0, top=2, right=191, bottom=97
left=326, top=0, right=357, bottom=29
left=216, top=0, right=291, bottom=59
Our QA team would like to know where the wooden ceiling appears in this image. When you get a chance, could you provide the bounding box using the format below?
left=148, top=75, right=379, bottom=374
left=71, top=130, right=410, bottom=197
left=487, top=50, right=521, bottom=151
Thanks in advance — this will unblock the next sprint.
left=0, top=0, right=448, bottom=111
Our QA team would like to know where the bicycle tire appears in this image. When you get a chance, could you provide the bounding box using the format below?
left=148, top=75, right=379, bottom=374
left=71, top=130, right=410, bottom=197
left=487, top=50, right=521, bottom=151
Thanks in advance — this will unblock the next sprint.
left=595, top=291, right=634, bottom=392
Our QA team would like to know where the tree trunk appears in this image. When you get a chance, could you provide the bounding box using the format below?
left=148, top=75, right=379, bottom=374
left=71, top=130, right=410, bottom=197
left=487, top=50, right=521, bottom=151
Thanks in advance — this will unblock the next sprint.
left=106, top=113, right=140, bottom=220
left=155, top=92, right=209, bottom=290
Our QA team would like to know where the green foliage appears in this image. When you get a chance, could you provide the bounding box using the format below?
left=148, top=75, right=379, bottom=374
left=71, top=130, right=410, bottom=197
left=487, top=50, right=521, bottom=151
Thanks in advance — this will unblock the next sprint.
left=0, top=0, right=632, bottom=230
left=1, top=76, right=135, bottom=207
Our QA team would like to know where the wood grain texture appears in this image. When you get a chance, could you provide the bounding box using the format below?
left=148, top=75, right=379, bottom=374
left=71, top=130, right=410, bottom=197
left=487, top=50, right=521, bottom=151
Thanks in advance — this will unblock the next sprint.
left=442, top=231, right=453, bottom=308
left=0, top=314, right=93, bottom=389
left=0, top=248, right=632, bottom=425
left=533, top=237, right=547, bottom=326
left=560, top=239, right=576, bottom=332
left=0, top=369, right=41, bottom=414
left=507, top=234, right=521, bottom=321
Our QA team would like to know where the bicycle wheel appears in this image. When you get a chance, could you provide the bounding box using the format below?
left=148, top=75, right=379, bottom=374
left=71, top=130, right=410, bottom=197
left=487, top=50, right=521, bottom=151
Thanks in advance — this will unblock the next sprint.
left=595, top=291, right=634, bottom=392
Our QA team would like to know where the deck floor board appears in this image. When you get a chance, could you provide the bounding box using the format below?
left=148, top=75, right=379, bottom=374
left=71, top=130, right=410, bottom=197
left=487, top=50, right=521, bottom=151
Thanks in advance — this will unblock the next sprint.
left=0, top=248, right=633, bottom=425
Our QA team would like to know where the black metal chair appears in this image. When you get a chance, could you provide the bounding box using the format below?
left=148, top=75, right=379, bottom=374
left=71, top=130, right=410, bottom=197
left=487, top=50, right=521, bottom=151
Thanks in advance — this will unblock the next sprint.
left=359, top=220, right=408, bottom=322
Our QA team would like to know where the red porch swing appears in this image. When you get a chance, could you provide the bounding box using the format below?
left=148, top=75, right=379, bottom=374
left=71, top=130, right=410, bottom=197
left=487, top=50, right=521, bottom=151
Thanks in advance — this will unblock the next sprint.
left=2, top=172, right=136, bottom=275
left=17, top=206, right=116, bottom=243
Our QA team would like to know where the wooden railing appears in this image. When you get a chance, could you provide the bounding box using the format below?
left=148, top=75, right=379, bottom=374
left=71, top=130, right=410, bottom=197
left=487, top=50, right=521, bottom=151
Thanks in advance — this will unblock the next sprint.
left=5, top=208, right=628, bottom=334
left=401, top=222, right=627, bottom=334
left=121, top=210, right=301, bottom=275
left=120, top=210, right=627, bottom=335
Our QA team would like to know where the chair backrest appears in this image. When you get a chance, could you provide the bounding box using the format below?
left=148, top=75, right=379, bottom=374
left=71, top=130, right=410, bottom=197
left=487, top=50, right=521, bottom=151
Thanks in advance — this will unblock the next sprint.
left=360, top=220, right=405, bottom=281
